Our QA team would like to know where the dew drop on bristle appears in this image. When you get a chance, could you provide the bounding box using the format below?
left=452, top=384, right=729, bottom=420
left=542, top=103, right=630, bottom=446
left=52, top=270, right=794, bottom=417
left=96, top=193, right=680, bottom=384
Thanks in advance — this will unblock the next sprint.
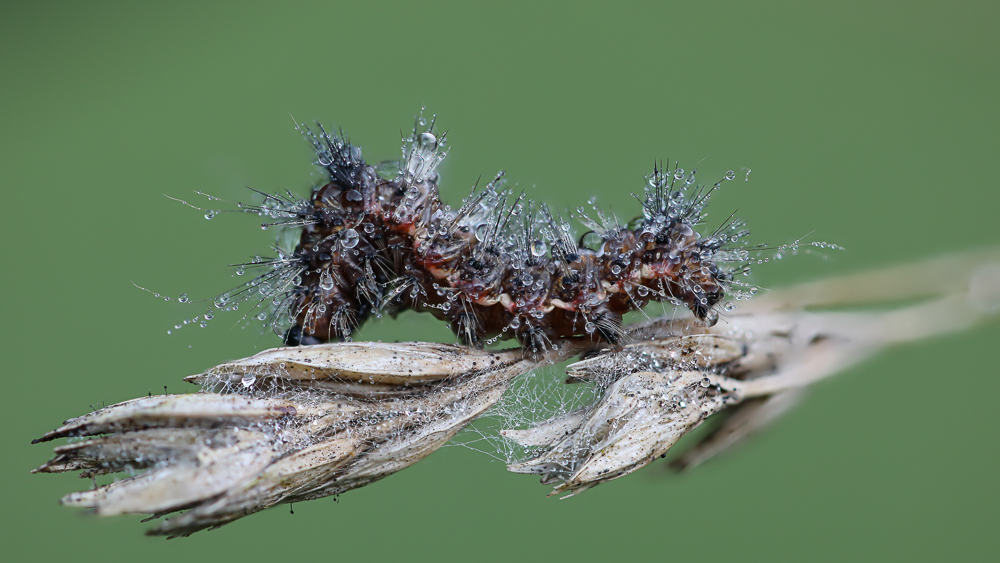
left=702, top=310, right=719, bottom=326
left=418, top=132, right=436, bottom=147
left=375, top=160, right=401, bottom=180
left=319, top=269, right=335, bottom=291
left=581, top=232, right=604, bottom=251
left=341, top=228, right=359, bottom=249
left=530, top=240, right=547, bottom=257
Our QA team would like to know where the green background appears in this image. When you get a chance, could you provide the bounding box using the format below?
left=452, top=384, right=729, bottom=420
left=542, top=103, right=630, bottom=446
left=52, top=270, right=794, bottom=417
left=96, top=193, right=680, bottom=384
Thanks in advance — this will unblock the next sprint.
left=3, top=1, right=998, bottom=560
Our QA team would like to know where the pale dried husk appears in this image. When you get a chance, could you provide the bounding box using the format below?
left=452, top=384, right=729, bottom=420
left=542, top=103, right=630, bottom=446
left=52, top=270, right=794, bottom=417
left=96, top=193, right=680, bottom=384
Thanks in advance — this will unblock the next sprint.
left=33, top=248, right=1000, bottom=534
left=34, top=343, right=542, bottom=536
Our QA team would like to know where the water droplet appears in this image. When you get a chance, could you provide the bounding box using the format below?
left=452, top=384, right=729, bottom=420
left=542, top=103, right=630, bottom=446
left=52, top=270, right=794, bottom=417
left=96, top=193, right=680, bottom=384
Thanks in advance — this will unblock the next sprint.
left=363, top=222, right=374, bottom=234
left=581, top=232, right=604, bottom=251
left=346, top=189, right=363, bottom=202
left=584, top=322, right=596, bottom=334
left=702, top=310, right=719, bottom=326
left=241, top=374, right=256, bottom=388
left=204, top=311, right=214, bottom=320
left=418, top=132, right=436, bottom=147
left=341, top=228, right=359, bottom=249
left=178, top=293, right=189, bottom=303
left=724, top=301, right=735, bottom=311
left=261, top=223, right=269, bottom=230
left=375, top=160, right=401, bottom=179
left=204, top=210, right=217, bottom=220
left=319, top=269, right=336, bottom=291
left=236, top=266, right=245, bottom=276
left=474, top=223, right=490, bottom=242
left=610, top=264, right=622, bottom=275
left=725, top=170, right=736, bottom=181
left=530, top=240, right=547, bottom=257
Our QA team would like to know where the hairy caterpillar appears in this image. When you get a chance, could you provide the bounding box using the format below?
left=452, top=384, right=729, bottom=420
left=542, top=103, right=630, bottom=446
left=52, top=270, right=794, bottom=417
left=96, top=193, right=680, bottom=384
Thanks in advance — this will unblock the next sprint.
left=223, top=112, right=758, bottom=352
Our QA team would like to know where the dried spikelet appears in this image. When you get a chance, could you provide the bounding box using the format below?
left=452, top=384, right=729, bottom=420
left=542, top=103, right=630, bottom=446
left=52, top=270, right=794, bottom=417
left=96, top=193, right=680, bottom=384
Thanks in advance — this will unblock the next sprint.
left=32, top=248, right=1000, bottom=535
left=33, top=343, right=550, bottom=536
left=508, top=370, right=743, bottom=496
left=188, top=341, right=529, bottom=392
left=503, top=247, right=1000, bottom=493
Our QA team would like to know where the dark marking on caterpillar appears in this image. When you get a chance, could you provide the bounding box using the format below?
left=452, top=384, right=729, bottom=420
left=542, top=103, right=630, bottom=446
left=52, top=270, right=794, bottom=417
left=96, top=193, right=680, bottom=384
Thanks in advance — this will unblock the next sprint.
left=219, top=111, right=764, bottom=350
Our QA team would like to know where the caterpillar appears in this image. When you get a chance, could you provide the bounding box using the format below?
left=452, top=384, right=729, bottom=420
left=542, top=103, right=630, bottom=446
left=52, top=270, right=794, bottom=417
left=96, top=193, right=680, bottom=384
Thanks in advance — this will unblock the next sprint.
left=222, top=112, right=757, bottom=352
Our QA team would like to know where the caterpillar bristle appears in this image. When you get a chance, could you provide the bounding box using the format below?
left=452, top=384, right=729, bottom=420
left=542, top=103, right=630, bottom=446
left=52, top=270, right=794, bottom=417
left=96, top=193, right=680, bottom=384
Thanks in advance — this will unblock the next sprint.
left=177, top=111, right=792, bottom=348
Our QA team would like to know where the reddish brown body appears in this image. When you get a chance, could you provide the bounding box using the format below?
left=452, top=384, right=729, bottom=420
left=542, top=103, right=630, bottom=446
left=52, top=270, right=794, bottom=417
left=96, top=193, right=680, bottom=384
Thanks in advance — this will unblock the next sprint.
left=284, top=158, right=727, bottom=350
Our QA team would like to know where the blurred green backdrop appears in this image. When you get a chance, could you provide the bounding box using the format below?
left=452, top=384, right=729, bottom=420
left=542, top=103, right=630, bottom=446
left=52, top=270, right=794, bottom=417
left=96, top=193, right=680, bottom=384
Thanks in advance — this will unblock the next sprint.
left=3, top=1, right=998, bottom=561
